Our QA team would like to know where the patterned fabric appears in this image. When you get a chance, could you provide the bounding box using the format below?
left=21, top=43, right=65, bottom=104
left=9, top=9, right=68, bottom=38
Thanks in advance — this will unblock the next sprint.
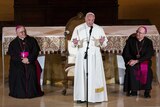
left=2, top=26, right=160, bottom=54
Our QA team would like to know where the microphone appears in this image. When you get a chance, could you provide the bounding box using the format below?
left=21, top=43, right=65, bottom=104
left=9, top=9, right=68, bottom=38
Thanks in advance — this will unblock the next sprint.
left=89, top=26, right=93, bottom=36
left=64, top=30, right=70, bottom=36
left=84, top=26, right=93, bottom=59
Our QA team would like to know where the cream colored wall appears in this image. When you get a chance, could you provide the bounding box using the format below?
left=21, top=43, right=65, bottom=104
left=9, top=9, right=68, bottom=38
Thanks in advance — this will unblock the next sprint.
left=119, top=0, right=160, bottom=29
left=0, top=0, right=14, bottom=21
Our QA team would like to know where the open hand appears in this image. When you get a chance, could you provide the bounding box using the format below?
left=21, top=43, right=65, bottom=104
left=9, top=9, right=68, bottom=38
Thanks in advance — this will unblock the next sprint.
left=99, top=36, right=105, bottom=45
left=127, top=59, right=139, bottom=66
left=73, top=38, right=78, bottom=45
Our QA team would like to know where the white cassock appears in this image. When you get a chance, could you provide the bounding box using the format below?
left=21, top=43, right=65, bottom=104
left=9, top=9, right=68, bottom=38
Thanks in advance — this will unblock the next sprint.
left=71, top=23, right=108, bottom=103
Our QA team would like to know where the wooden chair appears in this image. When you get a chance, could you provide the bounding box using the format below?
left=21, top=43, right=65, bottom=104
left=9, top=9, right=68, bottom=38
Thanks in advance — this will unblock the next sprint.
left=62, top=12, right=85, bottom=95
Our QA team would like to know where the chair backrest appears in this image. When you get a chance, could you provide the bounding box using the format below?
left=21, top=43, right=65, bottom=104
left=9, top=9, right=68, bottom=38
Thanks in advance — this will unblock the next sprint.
left=65, top=12, right=85, bottom=40
left=64, top=12, right=85, bottom=64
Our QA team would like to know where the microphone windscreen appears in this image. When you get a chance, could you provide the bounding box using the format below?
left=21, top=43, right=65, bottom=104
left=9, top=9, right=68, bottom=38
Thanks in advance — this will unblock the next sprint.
left=64, top=30, right=70, bottom=36
left=66, top=30, right=70, bottom=34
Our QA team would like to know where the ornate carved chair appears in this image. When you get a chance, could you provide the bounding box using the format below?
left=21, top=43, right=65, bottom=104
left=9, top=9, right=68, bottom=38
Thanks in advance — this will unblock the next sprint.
left=62, top=12, right=85, bottom=95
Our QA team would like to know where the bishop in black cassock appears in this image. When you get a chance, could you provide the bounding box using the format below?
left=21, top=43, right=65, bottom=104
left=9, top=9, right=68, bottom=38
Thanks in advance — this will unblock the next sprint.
left=122, top=26, right=154, bottom=98
left=8, top=25, right=44, bottom=98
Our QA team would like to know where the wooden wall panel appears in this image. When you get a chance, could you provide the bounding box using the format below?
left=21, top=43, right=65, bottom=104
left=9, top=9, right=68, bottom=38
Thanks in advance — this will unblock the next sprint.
left=14, top=0, right=118, bottom=26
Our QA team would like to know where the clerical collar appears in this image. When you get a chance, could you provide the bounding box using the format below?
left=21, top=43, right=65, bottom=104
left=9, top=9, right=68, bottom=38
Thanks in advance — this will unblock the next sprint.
left=85, top=23, right=94, bottom=28
left=137, top=37, right=145, bottom=42
left=18, top=37, right=25, bottom=40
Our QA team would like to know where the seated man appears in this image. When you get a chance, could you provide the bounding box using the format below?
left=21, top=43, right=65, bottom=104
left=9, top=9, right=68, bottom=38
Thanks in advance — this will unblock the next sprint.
left=8, top=25, right=44, bottom=98
left=122, top=26, right=154, bottom=98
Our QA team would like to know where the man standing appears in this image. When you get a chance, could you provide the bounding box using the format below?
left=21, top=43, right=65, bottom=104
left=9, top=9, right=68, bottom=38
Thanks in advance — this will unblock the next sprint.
left=122, top=26, right=154, bottom=98
left=71, top=12, right=108, bottom=103
left=8, top=25, right=44, bottom=98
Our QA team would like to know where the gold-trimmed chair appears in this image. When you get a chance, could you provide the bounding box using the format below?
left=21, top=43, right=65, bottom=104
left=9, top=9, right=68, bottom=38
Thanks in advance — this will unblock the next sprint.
left=62, top=12, right=85, bottom=95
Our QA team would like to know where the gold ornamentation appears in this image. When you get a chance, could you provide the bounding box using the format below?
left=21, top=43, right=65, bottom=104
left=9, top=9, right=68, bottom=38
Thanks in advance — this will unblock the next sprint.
left=95, top=87, right=104, bottom=93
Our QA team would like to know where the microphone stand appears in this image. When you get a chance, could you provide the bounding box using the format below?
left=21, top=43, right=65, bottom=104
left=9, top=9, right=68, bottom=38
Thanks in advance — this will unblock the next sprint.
left=84, top=30, right=92, bottom=107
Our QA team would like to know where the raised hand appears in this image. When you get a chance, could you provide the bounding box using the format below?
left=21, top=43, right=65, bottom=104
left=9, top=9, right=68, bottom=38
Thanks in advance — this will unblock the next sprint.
left=99, top=36, right=105, bottom=45
left=73, top=38, right=78, bottom=45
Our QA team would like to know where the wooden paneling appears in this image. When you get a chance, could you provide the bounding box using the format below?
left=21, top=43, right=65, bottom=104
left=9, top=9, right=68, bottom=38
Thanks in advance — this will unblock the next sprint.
left=14, top=0, right=118, bottom=26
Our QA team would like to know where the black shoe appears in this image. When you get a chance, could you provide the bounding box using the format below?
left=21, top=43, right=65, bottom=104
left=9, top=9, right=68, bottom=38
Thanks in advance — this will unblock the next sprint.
left=126, top=91, right=131, bottom=96
left=77, top=100, right=85, bottom=103
left=144, top=94, right=151, bottom=98
left=130, top=91, right=137, bottom=96
left=144, top=91, right=151, bottom=98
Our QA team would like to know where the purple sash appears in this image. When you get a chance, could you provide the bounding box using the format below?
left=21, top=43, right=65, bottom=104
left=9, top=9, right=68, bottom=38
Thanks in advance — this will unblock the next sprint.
left=20, top=51, right=29, bottom=58
left=35, top=60, right=44, bottom=94
left=135, top=61, right=148, bottom=84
